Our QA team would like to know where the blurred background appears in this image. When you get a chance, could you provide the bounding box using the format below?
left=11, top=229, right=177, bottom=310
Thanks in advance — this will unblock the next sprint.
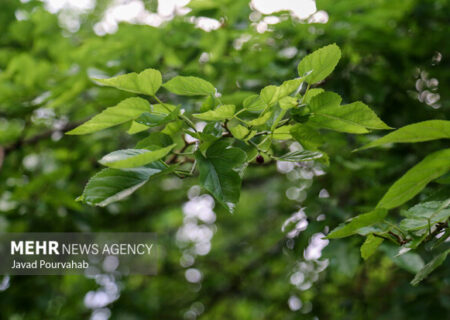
left=0, top=0, right=449, bottom=319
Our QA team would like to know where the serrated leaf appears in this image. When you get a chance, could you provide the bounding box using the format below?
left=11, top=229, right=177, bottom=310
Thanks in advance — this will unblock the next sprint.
left=94, top=68, right=162, bottom=96
left=290, top=123, right=324, bottom=150
left=78, top=162, right=172, bottom=206
left=399, top=200, right=450, bottom=231
left=411, top=250, right=449, bottom=286
left=193, top=104, right=235, bottom=121
left=99, top=145, right=175, bottom=169
left=228, top=121, right=254, bottom=140
left=377, top=149, right=450, bottom=209
left=308, top=92, right=391, bottom=133
left=243, top=94, right=265, bottom=111
left=297, top=43, right=341, bottom=84
left=273, top=125, right=294, bottom=140
left=279, top=96, right=298, bottom=110
left=246, top=111, right=272, bottom=126
left=357, top=120, right=450, bottom=151
left=163, top=76, right=215, bottom=96
left=326, top=209, right=388, bottom=239
left=303, top=88, right=324, bottom=104
left=361, top=234, right=383, bottom=260
left=67, top=97, right=150, bottom=135
left=275, top=150, right=323, bottom=162
left=195, top=140, right=247, bottom=213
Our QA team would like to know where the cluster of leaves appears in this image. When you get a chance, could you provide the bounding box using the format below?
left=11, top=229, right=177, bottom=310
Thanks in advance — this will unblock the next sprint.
left=69, top=44, right=390, bottom=212
left=71, top=43, right=450, bottom=285
left=327, top=121, right=450, bottom=284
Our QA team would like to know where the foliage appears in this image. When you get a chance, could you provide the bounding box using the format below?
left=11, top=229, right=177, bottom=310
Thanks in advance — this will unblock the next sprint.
left=0, top=0, right=449, bottom=319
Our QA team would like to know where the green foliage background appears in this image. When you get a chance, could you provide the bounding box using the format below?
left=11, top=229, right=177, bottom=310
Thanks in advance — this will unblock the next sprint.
left=0, top=0, right=449, bottom=319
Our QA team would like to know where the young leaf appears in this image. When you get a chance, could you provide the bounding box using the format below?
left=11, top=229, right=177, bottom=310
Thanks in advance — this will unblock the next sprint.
left=243, top=95, right=265, bottom=111
left=228, top=121, right=254, bottom=140
left=77, top=162, right=172, bottom=206
left=360, top=234, right=383, bottom=260
left=290, top=123, right=324, bottom=150
left=67, top=97, right=150, bottom=135
left=246, top=111, right=273, bottom=126
left=163, top=76, right=215, bottom=96
left=279, top=96, right=298, bottom=110
left=99, top=145, right=175, bottom=169
left=326, top=209, right=388, bottom=239
left=308, top=93, right=391, bottom=133
left=275, top=150, right=324, bottom=162
left=411, top=249, right=449, bottom=286
left=195, top=139, right=247, bottom=213
left=297, top=44, right=341, bottom=84
left=357, top=120, right=450, bottom=151
left=193, top=104, right=235, bottom=121
left=94, top=68, right=162, bottom=96
left=377, top=149, right=450, bottom=209
left=303, top=88, right=324, bottom=104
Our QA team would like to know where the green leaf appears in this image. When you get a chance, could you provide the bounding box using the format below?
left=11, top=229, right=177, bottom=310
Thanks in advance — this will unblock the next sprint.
left=303, top=88, right=324, bottom=104
left=357, top=120, right=450, bottom=151
left=411, top=250, right=449, bottom=286
left=290, top=123, right=324, bottom=150
left=127, top=121, right=150, bottom=134
left=246, top=111, right=272, bottom=126
left=163, top=75, right=215, bottom=96
left=260, top=85, right=279, bottom=106
left=67, top=97, right=150, bottom=135
left=193, top=104, right=235, bottom=121
left=377, top=149, right=450, bottom=209
left=326, top=209, right=388, bottom=239
left=308, top=93, right=391, bottom=133
left=297, top=43, right=341, bottom=84
left=360, top=234, right=383, bottom=260
left=135, top=132, right=173, bottom=149
left=399, top=200, right=450, bottom=231
left=99, top=145, right=175, bottom=169
left=94, top=68, right=162, bottom=96
left=228, top=120, right=255, bottom=140
left=279, top=96, right=298, bottom=110
left=135, top=106, right=180, bottom=127
left=195, top=140, right=247, bottom=213
left=273, top=125, right=293, bottom=140
left=77, top=162, right=171, bottom=206
left=275, top=150, right=323, bottom=162
left=243, top=95, right=265, bottom=111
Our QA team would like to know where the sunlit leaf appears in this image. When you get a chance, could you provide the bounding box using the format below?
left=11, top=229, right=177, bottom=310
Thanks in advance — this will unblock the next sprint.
left=360, top=234, right=383, bottom=260
left=94, top=68, right=162, bottom=96
left=326, top=209, right=388, bottom=239
left=297, top=43, right=341, bottom=84
left=67, top=97, right=150, bottom=135
left=357, top=120, right=450, bottom=151
left=163, top=75, right=215, bottom=96
left=193, top=104, right=235, bottom=121
left=377, top=149, right=450, bottom=209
